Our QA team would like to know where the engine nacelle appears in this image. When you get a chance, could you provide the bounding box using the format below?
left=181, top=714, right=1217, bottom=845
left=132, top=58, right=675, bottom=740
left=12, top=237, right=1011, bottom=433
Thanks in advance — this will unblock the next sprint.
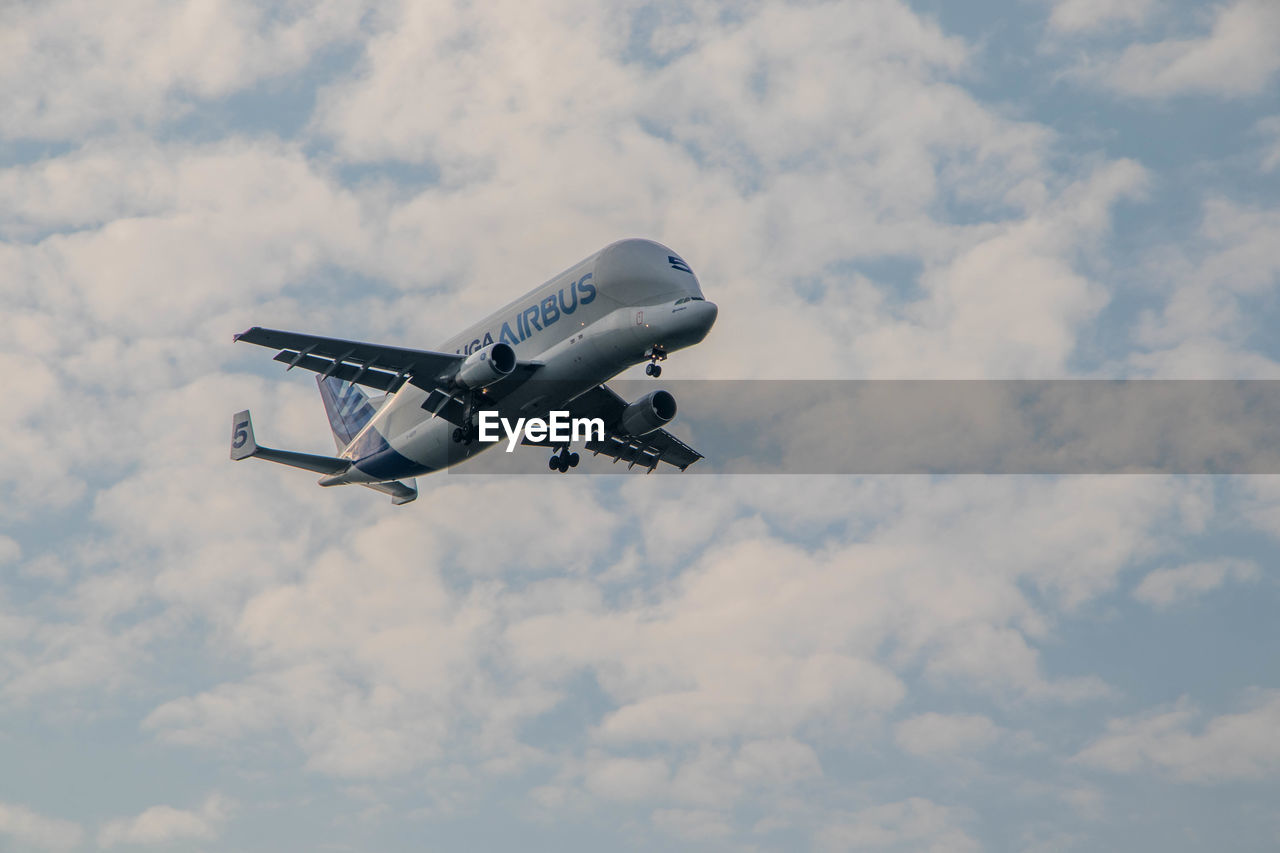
left=620, top=389, right=677, bottom=436
left=454, top=342, right=517, bottom=390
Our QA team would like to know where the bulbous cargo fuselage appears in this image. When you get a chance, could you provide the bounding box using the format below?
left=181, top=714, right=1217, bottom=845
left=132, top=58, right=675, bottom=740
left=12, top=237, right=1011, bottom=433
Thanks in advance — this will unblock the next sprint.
left=339, top=239, right=717, bottom=482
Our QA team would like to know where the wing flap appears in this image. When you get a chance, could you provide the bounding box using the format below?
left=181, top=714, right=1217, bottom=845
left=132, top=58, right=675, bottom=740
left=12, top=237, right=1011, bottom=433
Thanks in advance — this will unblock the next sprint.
left=240, top=327, right=545, bottom=400
left=274, top=351, right=407, bottom=393
left=237, top=326, right=460, bottom=392
left=585, top=430, right=703, bottom=471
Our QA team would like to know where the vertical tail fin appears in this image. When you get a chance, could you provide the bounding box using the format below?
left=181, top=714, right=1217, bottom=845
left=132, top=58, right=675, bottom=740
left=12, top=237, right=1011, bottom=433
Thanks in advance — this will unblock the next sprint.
left=317, top=376, right=378, bottom=451
left=230, top=410, right=258, bottom=460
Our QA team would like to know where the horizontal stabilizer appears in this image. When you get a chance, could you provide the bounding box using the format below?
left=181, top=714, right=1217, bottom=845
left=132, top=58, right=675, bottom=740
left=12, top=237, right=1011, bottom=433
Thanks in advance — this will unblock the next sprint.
left=229, top=410, right=350, bottom=475
left=360, top=479, right=418, bottom=505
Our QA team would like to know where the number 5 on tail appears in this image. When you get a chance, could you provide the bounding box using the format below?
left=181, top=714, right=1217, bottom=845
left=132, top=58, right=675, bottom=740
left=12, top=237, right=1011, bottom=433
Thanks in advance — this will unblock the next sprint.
left=230, top=410, right=257, bottom=460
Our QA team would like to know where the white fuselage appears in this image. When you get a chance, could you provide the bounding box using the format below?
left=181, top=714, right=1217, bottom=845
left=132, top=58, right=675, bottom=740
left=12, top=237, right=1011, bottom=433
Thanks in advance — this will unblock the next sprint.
left=337, top=239, right=717, bottom=482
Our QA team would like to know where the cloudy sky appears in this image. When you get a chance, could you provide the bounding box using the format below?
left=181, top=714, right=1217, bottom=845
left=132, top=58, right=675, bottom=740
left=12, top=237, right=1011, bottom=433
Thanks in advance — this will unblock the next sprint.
left=3, top=0, right=1280, bottom=850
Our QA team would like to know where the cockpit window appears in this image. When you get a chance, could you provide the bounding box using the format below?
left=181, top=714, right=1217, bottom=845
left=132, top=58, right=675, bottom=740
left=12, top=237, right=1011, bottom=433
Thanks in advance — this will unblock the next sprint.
left=674, top=296, right=705, bottom=305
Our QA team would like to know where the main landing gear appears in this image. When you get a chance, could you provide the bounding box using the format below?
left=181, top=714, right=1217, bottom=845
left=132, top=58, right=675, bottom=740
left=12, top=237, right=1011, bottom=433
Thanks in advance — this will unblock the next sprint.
left=451, top=392, right=480, bottom=445
left=549, top=447, right=580, bottom=473
left=644, top=345, right=667, bottom=377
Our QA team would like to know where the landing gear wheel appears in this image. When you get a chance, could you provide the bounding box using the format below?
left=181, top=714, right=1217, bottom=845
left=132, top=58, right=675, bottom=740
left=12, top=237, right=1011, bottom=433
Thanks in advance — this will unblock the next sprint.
left=644, top=345, right=667, bottom=377
left=452, top=427, right=464, bottom=443
left=549, top=448, right=577, bottom=473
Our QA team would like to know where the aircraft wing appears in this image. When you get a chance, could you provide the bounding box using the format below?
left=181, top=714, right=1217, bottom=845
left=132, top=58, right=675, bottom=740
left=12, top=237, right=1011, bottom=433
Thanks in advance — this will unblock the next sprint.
left=235, top=326, right=459, bottom=392
left=524, top=384, right=704, bottom=471
left=584, top=426, right=704, bottom=472
left=234, top=327, right=540, bottom=396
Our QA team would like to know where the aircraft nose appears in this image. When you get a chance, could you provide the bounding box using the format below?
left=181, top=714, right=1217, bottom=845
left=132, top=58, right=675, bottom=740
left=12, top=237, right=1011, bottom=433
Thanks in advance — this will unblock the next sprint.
left=700, top=300, right=719, bottom=329
left=687, top=299, right=718, bottom=334
left=663, top=298, right=718, bottom=349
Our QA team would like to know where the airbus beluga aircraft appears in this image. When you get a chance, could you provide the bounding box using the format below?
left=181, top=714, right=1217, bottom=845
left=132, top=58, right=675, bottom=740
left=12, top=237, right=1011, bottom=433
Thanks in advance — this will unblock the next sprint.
left=230, top=239, right=718, bottom=504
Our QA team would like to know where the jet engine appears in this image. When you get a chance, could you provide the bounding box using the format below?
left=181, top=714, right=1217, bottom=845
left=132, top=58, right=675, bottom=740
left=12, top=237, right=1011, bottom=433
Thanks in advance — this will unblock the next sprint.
left=454, top=342, right=517, bottom=390
left=620, top=389, right=677, bottom=436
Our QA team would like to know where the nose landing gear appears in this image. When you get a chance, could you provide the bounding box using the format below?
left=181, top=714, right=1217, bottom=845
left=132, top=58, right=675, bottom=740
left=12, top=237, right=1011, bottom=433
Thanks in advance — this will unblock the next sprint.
left=549, top=447, right=580, bottom=473
left=644, top=345, right=667, bottom=377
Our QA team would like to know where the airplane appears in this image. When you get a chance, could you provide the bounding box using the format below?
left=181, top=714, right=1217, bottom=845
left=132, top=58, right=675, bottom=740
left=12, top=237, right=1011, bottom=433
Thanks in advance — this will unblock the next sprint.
left=230, top=238, right=719, bottom=504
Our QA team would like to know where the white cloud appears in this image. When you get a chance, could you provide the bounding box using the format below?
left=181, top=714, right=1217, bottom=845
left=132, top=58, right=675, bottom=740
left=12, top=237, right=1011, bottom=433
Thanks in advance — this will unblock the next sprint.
left=307, top=0, right=1151, bottom=381
left=894, top=712, right=1001, bottom=756
left=1133, top=558, right=1260, bottom=608
left=595, top=738, right=824, bottom=816
left=132, top=480, right=612, bottom=779
left=816, top=798, right=979, bottom=853
left=651, top=807, right=732, bottom=840
left=8, top=140, right=376, bottom=336
left=0, top=137, right=448, bottom=518
left=0, top=801, right=82, bottom=852
left=920, top=623, right=1109, bottom=702
left=1075, top=691, right=1280, bottom=782
left=504, top=476, right=1190, bottom=763
left=842, top=160, right=1146, bottom=378
left=98, top=794, right=230, bottom=847
left=111, top=473, right=1192, bottom=835
left=2, top=0, right=1277, bottom=847
left=1259, top=116, right=1280, bottom=172
left=1, top=564, right=175, bottom=703
left=0, top=0, right=368, bottom=139
left=0, top=536, right=19, bottom=565
left=1046, top=0, right=1154, bottom=33
left=1061, top=786, right=1105, bottom=821
left=732, top=738, right=823, bottom=786
left=1187, top=199, right=1280, bottom=296
left=1130, top=197, right=1280, bottom=377
left=532, top=739, right=813, bottom=824
left=1068, top=0, right=1280, bottom=98
left=583, top=755, right=670, bottom=802
left=0, top=349, right=87, bottom=517
left=1240, top=478, right=1280, bottom=539
left=510, top=532, right=910, bottom=746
